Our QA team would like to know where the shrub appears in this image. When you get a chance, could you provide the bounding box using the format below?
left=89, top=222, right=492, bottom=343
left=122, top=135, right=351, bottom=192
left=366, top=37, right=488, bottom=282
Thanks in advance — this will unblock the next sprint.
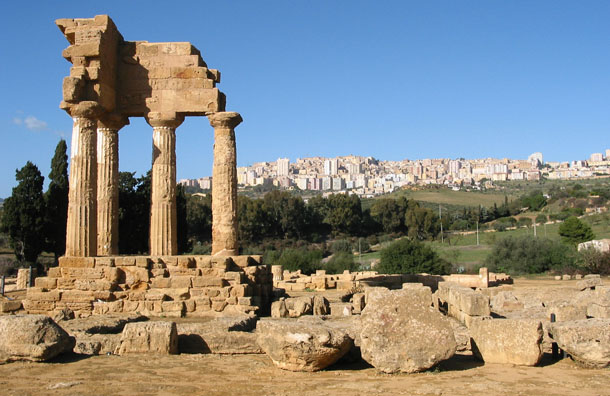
left=579, top=247, right=610, bottom=275
left=485, top=235, right=575, bottom=274
left=325, top=252, right=358, bottom=274
left=535, top=214, right=548, bottom=224
left=377, top=238, right=451, bottom=275
left=331, top=239, right=352, bottom=254
left=517, top=217, right=533, bottom=228
left=263, top=248, right=322, bottom=275
left=190, top=242, right=211, bottom=255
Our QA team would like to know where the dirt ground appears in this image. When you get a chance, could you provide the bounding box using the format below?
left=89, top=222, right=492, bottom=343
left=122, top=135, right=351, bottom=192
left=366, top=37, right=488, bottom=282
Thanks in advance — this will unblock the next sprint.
left=0, top=352, right=608, bottom=396
left=1, top=277, right=609, bottom=396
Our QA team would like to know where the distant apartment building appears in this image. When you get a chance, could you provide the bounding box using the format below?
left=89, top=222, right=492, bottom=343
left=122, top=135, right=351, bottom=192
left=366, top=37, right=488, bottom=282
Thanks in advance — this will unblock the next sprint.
left=324, top=158, right=338, bottom=175
left=276, top=158, right=290, bottom=176
left=590, top=153, right=604, bottom=162
left=332, top=177, right=345, bottom=191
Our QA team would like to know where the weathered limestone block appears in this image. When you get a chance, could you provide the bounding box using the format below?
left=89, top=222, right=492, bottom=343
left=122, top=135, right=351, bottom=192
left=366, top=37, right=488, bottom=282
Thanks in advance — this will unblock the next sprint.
left=469, top=318, right=543, bottom=366
left=0, top=315, right=75, bottom=363
left=256, top=318, right=352, bottom=372
left=34, top=277, right=57, bottom=289
left=313, top=295, right=330, bottom=316
left=352, top=293, right=365, bottom=314
left=17, top=268, right=33, bottom=289
left=115, top=321, right=178, bottom=355
left=271, top=299, right=289, bottom=318
left=330, top=302, right=352, bottom=317
left=287, top=296, right=313, bottom=318
left=360, top=288, right=456, bottom=373
left=548, top=319, right=610, bottom=368
left=547, top=301, right=587, bottom=322
left=209, top=112, right=242, bottom=256
left=576, top=277, right=603, bottom=291
left=0, top=299, right=22, bottom=313
left=177, top=319, right=262, bottom=354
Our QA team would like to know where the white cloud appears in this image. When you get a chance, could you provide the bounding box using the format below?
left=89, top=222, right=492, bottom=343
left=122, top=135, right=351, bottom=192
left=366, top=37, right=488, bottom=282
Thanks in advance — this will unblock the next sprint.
left=23, top=116, right=48, bottom=131
left=12, top=117, right=22, bottom=125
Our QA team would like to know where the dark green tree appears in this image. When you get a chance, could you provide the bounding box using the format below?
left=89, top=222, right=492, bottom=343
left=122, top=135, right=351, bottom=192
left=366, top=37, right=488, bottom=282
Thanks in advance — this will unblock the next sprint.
left=187, top=194, right=212, bottom=243
left=370, top=198, right=404, bottom=233
left=405, top=204, right=440, bottom=240
left=44, top=139, right=69, bottom=262
left=118, top=171, right=150, bottom=254
left=176, top=184, right=189, bottom=254
left=376, top=238, right=450, bottom=275
left=324, top=194, right=362, bottom=235
left=2, top=162, right=46, bottom=263
left=485, top=235, right=574, bottom=274
left=558, top=216, right=595, bottom=246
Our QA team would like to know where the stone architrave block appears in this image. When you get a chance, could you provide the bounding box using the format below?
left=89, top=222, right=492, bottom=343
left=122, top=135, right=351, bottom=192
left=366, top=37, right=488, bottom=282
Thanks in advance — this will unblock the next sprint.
left=469, top=318, right=543, bottom=366
left=115, top=321, right=178, bottom=355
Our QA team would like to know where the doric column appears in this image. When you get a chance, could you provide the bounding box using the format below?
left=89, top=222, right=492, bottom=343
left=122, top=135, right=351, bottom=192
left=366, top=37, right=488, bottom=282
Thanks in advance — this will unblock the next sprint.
left=96, top=114, right=129, bottom=256
left=146, top=112, right=184, bottom=256
left=208, top=112, right=243, bottom=256
left=65, top=102, right=102, bottom=257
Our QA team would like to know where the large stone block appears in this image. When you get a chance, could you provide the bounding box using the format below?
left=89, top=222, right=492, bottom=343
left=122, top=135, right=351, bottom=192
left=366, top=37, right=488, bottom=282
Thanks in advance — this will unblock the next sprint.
left=469, top=318, right=543, bottom=366
left=548, top=319, right=610, bottom=368
left=0, top=315, right=75, bottom=363
left=115, top=321, right=178, bottom=355
left=256, top=319, right=351, bottom=371
left=360, top=288, right=456, bottom=373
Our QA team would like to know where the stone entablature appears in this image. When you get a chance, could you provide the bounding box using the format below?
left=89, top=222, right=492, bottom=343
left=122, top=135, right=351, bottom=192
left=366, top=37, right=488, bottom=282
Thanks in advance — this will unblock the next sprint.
left=24, top=256, right=271, bottom=318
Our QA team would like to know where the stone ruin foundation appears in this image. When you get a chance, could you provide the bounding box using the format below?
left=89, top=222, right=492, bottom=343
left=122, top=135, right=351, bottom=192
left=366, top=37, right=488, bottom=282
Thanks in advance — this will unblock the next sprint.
left=23, top=15, right=272, bottom=318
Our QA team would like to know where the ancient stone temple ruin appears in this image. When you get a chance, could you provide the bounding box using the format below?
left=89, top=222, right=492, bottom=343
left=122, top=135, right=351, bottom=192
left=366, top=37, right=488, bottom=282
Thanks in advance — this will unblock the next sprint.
left=24, top=15, right=271, bottom=318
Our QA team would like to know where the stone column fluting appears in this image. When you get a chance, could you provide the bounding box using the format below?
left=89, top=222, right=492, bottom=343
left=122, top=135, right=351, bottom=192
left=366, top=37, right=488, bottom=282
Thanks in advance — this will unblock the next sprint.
left=96, top=114, right=129, bottom=256
left=208, top=112, right=243, bottom=256
left=65, top=101, right=103, bottom=257
left=146, top=112, right=184, bottom=256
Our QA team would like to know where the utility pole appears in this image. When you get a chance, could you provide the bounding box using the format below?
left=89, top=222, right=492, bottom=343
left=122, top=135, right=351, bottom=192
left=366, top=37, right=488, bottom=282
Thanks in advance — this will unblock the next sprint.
left=439, top=204, right=443, bottom=244
left=476, top=221, right=479, bottom=246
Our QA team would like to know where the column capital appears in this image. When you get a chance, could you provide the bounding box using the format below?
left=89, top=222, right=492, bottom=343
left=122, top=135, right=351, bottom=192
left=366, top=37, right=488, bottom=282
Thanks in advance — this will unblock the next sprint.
left=98, top=113, right=129, bottom=130
left=146, top=112, right=185, bottom=129
left=68, top=101, right=104, bottom=119
left=208, top=111, right=242, bottom=130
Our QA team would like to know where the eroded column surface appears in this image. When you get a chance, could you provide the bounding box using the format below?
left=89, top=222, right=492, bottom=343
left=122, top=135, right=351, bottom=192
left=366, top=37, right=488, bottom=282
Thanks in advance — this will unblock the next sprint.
left=97, top=115, right=129, bottom=256
left=208, top=112, right=243, bottom=256
left=66, top=102, right=102, bottom=257
left=147, top=113, right=184, bottom=256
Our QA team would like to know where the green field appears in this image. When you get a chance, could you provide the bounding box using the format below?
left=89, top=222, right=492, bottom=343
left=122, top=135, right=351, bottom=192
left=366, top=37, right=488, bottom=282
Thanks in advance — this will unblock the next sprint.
left=379, top=187, right=513, bottom=208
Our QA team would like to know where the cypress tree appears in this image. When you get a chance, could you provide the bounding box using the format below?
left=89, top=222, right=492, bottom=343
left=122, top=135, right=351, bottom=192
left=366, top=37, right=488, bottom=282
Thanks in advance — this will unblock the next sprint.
left=45, top=139, right=69, bottom=262
left=2, top=162, right=46, bottom=264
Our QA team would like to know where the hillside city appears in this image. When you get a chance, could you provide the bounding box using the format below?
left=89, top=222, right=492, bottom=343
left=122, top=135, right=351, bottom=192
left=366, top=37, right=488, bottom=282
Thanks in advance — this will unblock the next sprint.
left=180, top=148, right=610, bottom=198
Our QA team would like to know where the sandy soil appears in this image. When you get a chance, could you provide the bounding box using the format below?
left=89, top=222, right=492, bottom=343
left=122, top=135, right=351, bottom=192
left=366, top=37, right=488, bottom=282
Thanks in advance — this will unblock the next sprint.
left=0, top=352, right=608, bottom=396
left=1, top=277, right=608, bottom=396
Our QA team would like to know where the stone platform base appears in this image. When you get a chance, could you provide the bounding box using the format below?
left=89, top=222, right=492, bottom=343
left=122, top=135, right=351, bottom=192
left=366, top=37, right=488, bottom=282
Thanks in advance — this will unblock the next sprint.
left=23, top=255, right=272, bottom=318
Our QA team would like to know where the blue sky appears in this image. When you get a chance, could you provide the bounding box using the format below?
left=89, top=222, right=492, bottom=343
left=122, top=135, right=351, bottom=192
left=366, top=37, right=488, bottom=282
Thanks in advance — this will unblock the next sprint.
left=1, top=1, right=609, bottom=197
